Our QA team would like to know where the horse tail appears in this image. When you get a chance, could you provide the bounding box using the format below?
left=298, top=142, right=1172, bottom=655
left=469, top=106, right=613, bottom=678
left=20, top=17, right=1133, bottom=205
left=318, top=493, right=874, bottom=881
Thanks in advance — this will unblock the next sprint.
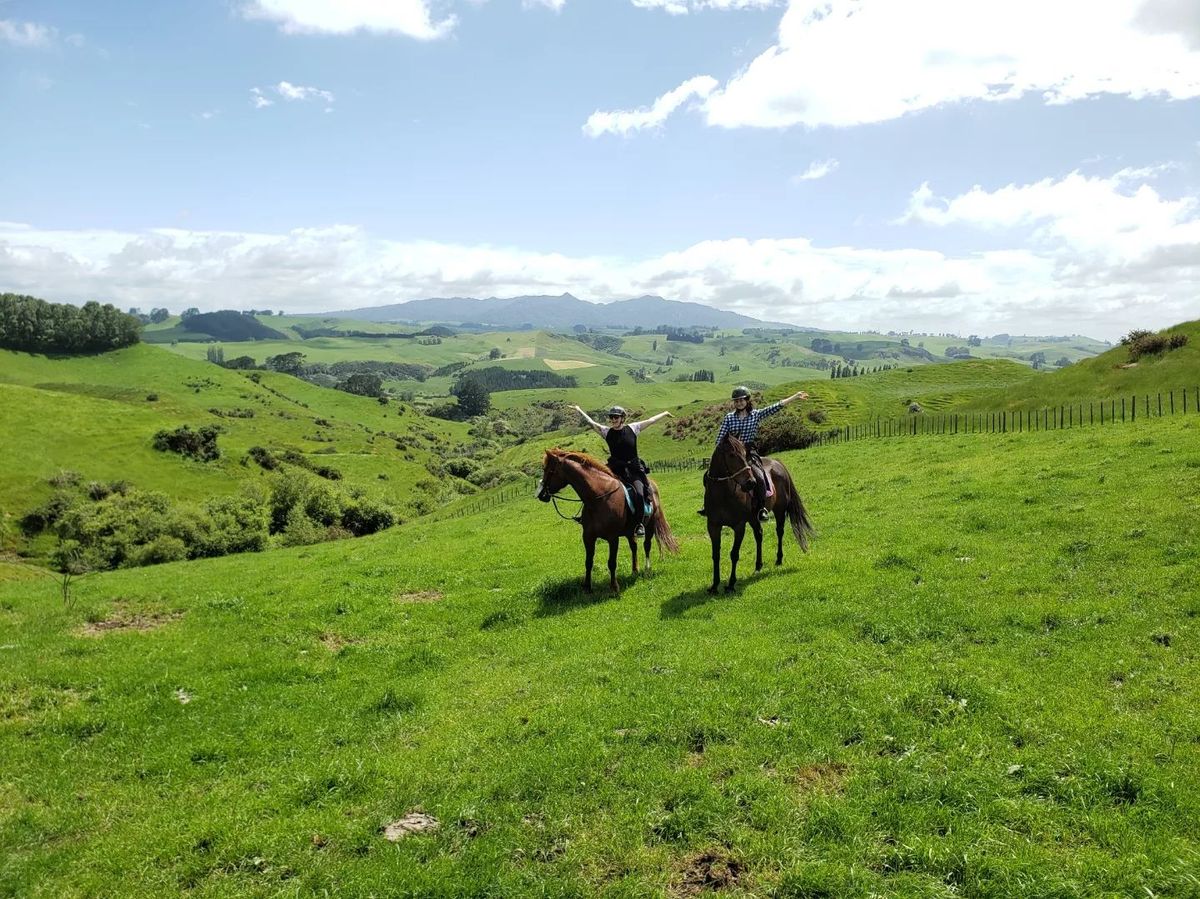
left=786, top=485, right=815, bottom=552
left=649, top=480, right=679, bottom=555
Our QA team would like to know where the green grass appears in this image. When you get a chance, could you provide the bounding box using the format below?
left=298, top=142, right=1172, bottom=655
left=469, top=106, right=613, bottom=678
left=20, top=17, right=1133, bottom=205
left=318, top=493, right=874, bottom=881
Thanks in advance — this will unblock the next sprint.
left=2, top=413, right=1198, bottom=897
left=0, top=344, right=474, bottom=520
left=960, top=320, right=1200, bottom=413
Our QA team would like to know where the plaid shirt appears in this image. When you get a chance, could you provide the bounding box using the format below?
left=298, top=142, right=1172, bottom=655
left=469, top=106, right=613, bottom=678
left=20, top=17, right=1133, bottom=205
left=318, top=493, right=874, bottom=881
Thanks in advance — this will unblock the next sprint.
left=715, top=402, right=783, bottom=447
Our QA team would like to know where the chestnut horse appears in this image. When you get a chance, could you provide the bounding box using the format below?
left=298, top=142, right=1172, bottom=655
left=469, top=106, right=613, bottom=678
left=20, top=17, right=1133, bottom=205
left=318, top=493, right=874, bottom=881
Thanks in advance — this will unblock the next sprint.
left=537, top=448, right=678, bottom=592
left=703, top=434, right=814, bottom=594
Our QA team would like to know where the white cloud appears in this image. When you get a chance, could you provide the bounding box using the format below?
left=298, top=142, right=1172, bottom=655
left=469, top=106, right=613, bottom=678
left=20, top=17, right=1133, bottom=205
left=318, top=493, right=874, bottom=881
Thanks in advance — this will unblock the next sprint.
left=902, top=168, right=1200, bottom=263
left=584, top=75, right=718, bottom=137
left=523, top=0, right=566, bottom=10
left=631, top=0, right=779, bottom=13
left=276, top=80, right=335, bottom=105
left=5, top=173, right=1199, bottom=340
left=633, top=0, right=1200, bottom=131
left=251, top=82, right=335, bottom=110
left=0, top=19, right=56, bottom=47
left=241, top=0, right=455, bottom=40
left=791, top=158, right=838, bottom=183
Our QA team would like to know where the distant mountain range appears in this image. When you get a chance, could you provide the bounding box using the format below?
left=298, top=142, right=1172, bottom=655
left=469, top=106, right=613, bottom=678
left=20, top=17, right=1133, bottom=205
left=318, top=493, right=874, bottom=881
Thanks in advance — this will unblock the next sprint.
left=313, top=294, right=802, bottom=331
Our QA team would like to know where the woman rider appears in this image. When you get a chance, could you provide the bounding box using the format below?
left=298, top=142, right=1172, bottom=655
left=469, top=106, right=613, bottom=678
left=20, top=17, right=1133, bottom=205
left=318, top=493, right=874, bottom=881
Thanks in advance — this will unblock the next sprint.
left=572, top=404, right=672, bottom=536
left=700, top=385, right=809, bottom=520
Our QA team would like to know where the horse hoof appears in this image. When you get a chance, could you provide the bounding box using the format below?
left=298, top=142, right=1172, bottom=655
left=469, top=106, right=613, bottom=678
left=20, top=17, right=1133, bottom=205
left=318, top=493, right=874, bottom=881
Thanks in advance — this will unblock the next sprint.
left=725, top=585, right=737, bottom=594
left=707, top=586, right=719, bottom=595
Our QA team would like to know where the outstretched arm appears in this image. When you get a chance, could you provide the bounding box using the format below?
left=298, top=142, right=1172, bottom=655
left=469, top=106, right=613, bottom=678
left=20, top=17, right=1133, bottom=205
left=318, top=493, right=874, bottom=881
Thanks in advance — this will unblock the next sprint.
left=629, top=411, right=672, bottom=434
left=571, top=405, right=606, bottom=434
left=757, top=389, right=810, bottom=420
left=780, top=389, right=809, bottom=406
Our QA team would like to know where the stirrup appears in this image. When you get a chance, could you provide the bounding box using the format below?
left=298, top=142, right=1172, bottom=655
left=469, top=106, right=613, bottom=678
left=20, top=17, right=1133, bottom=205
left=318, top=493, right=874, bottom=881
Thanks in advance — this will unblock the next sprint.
left=634, top=523, right=646, bottom=537
left=757, top=507, right=770, bottom=521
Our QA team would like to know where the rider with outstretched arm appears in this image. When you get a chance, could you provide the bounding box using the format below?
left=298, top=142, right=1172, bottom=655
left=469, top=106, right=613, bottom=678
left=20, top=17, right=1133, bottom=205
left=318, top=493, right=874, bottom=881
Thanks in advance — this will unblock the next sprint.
left=572, top=404, right=672, bottom=537
left=700, top=386, right=809, bottom=520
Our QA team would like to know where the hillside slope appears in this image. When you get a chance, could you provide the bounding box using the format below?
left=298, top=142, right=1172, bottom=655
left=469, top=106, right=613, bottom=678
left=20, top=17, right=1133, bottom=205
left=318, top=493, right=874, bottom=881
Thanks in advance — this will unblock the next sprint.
left=2, top=414, right=1197, bottom=896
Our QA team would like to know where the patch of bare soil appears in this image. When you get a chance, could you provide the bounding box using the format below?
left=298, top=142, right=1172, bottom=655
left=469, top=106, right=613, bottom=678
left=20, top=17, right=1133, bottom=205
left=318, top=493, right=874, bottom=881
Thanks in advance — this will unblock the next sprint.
left=80, top=604, right=183, bottom=637
left=791, top=761, right=849, bottom=796
left=318, top=632, right=359, bottom=652
left=672, top=849, right=746, bottom=896
left=393, top=590, right=444, bottom=604
left=382, top=811, right=439, bottom=841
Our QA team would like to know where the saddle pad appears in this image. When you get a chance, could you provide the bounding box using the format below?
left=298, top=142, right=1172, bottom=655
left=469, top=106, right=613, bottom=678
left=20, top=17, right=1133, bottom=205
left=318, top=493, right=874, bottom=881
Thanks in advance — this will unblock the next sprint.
left=622, top=486, right=653, bottom=517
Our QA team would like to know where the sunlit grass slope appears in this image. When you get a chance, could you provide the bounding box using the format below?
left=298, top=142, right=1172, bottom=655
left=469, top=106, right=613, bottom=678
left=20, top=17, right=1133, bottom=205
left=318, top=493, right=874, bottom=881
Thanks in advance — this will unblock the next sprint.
left=0, top=344, right=471, bottom=515
left=2, top=414, right=1197, bottom=897
left=961, top=319, right=1200, bottom=412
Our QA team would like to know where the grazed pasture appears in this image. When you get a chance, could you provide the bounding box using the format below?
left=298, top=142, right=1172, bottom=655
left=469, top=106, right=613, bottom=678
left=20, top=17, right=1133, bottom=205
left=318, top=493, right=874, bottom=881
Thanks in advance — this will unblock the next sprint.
left=2, top=415, right=1197, bottom=897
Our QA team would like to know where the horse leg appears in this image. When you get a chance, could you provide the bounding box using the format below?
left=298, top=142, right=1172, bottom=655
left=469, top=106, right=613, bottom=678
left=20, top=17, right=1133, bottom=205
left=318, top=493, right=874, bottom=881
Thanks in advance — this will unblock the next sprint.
left=727, top=524, right=746, bottom=592
left=775, top=496, right=786, bottom=566
left=583, top=534, right=596, bottom=593
left=752, top=517, right=764, bottom=572
left=607, top=538, right=620, bottom=593
left=627, top=534, right=639, bottom=575
left=643, top=484, right=655, bottom=572
left=707, top=520, right=723, bottom=594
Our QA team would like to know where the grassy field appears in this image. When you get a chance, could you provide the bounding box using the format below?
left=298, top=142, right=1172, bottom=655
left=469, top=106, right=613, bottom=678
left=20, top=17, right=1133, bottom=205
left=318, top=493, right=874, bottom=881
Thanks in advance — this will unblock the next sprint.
left=0, top=344, right=474, bottom=522
left=2, top=409, right=1198, bottom=897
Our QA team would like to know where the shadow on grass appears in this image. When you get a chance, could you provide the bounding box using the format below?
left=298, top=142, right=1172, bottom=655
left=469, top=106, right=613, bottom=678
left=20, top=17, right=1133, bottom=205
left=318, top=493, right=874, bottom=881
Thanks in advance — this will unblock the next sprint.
left=660, top=586, right=723, bottom=619
left=534, top=576, right=620, bottom=618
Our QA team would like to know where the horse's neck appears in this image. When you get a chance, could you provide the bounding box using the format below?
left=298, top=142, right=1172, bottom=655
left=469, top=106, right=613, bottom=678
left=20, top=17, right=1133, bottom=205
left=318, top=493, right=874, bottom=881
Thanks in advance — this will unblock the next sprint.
left=563, top=460, right=617, bottom=501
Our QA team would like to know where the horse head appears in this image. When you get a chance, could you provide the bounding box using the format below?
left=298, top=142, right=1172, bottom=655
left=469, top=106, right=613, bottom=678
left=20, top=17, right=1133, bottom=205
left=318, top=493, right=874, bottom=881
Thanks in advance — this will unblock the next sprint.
left=537, top=449, right=569, bottom=502
left=711, top=434, right=749, bottom=475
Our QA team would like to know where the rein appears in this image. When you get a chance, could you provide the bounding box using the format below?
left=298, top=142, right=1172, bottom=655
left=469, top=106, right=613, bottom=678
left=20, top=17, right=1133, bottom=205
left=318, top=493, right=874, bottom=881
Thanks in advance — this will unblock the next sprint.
left=704, top=463, right=752, bottom=483
left=545, top=480, right=623, bottom=525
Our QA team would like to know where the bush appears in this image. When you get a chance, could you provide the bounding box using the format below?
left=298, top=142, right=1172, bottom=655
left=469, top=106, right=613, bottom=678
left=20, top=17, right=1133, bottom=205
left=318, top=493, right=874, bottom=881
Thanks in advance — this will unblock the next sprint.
left=758, top=414, right=821, bottom=454
left=340, top=497, right=395, bottom=536
left=153, top=425, right=220, bottom=462
left=1122, top=328, right=1187, bottom=361
left=247, top=446, right=280, bottom=470
left=806, top=409, right=828, bottom=425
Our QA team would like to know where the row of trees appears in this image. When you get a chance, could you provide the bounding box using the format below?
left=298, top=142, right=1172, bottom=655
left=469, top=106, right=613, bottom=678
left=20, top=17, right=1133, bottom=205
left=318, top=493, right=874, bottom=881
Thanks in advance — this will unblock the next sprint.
left=1, top=294, right=142, bottom=354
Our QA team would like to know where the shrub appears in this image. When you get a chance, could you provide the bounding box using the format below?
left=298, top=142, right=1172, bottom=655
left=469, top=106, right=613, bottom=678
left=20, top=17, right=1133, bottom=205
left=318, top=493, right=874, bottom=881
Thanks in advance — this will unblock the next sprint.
left=247, top=446, right=280, bottom=470
left=1122, top=328, right=1187, bottom=361
left=758, top=415, right=821, bottom=453
left=152, top=425, right=220, bottom=462
left=340, top=498, right=395, bottom=536
left=200, top=493, right=270, bottom=556
left=131, top=535, right=189, bottom=566
left=806, top=409, right=828, bottom=425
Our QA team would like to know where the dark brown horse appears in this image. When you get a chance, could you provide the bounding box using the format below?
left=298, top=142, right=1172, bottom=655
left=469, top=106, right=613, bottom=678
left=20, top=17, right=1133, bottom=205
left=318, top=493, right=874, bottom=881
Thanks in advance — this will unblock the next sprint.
left=703, top=434, right=814, bottom=593
left=537, top=448, right=678, bottom=592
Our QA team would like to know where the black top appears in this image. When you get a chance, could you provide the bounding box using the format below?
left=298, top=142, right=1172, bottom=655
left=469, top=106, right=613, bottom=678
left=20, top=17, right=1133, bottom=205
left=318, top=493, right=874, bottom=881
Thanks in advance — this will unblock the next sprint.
left=604, top=425, right=638, bottom=465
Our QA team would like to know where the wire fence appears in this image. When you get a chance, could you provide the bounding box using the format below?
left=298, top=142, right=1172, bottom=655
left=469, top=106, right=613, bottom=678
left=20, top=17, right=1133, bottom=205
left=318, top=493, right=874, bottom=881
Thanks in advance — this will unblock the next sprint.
left=443, top=385, right=1200, bottom=519
left=810, top=385, right=1200, bottom=446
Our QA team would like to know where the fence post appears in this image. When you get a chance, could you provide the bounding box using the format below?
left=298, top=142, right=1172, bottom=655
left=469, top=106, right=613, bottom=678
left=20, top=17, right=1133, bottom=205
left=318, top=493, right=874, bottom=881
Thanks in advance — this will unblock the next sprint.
left=1170, top=390, right=1175, bottom=415
left=1122, top=397, right=1126, bottom=422
left=1158, top=393, right=1162, bottom=417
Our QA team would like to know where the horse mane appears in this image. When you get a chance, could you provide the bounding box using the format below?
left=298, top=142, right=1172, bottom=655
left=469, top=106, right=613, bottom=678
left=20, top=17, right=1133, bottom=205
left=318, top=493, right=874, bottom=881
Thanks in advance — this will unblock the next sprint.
left=716, top=433, right=747, bottom=458
left=545, top=447, right=616, bottom=477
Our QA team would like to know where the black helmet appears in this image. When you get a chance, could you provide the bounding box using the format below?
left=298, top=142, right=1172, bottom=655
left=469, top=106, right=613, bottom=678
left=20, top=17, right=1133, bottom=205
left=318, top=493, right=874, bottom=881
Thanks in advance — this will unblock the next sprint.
left=607, top=405, right=627, bottom=418
left=731, top=386, right=751, bottom=400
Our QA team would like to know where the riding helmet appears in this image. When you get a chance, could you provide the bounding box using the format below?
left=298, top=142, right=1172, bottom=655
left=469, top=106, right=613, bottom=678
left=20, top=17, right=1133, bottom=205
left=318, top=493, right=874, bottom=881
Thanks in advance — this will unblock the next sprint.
left=607, top=405, right=627, bottom=417
left=731, top=386, right=751, bottom=400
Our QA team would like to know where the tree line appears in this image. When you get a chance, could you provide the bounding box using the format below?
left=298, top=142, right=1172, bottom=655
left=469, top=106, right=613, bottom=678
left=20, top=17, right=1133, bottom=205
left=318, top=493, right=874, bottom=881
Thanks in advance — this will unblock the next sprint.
left=0, top=293, right=142, bottom=354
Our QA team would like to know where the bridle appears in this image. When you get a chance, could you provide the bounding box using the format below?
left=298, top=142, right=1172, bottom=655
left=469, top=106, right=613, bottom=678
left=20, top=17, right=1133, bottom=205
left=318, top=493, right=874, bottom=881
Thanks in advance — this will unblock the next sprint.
left=540, top=457, right=624, bottom=524
left=704, top=441, right=755, bottom=492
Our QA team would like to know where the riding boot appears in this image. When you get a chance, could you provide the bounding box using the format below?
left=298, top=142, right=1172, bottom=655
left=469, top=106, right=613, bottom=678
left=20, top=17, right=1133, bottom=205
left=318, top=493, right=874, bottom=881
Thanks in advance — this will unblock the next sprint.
left=633, top=481, right=646, bottom=537
left=754, top=480, right=769, bottom=521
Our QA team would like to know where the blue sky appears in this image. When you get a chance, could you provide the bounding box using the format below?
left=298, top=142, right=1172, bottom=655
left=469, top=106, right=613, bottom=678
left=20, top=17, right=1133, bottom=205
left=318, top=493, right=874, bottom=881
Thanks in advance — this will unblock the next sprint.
left=3, top=0, right=1200, bottom=339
